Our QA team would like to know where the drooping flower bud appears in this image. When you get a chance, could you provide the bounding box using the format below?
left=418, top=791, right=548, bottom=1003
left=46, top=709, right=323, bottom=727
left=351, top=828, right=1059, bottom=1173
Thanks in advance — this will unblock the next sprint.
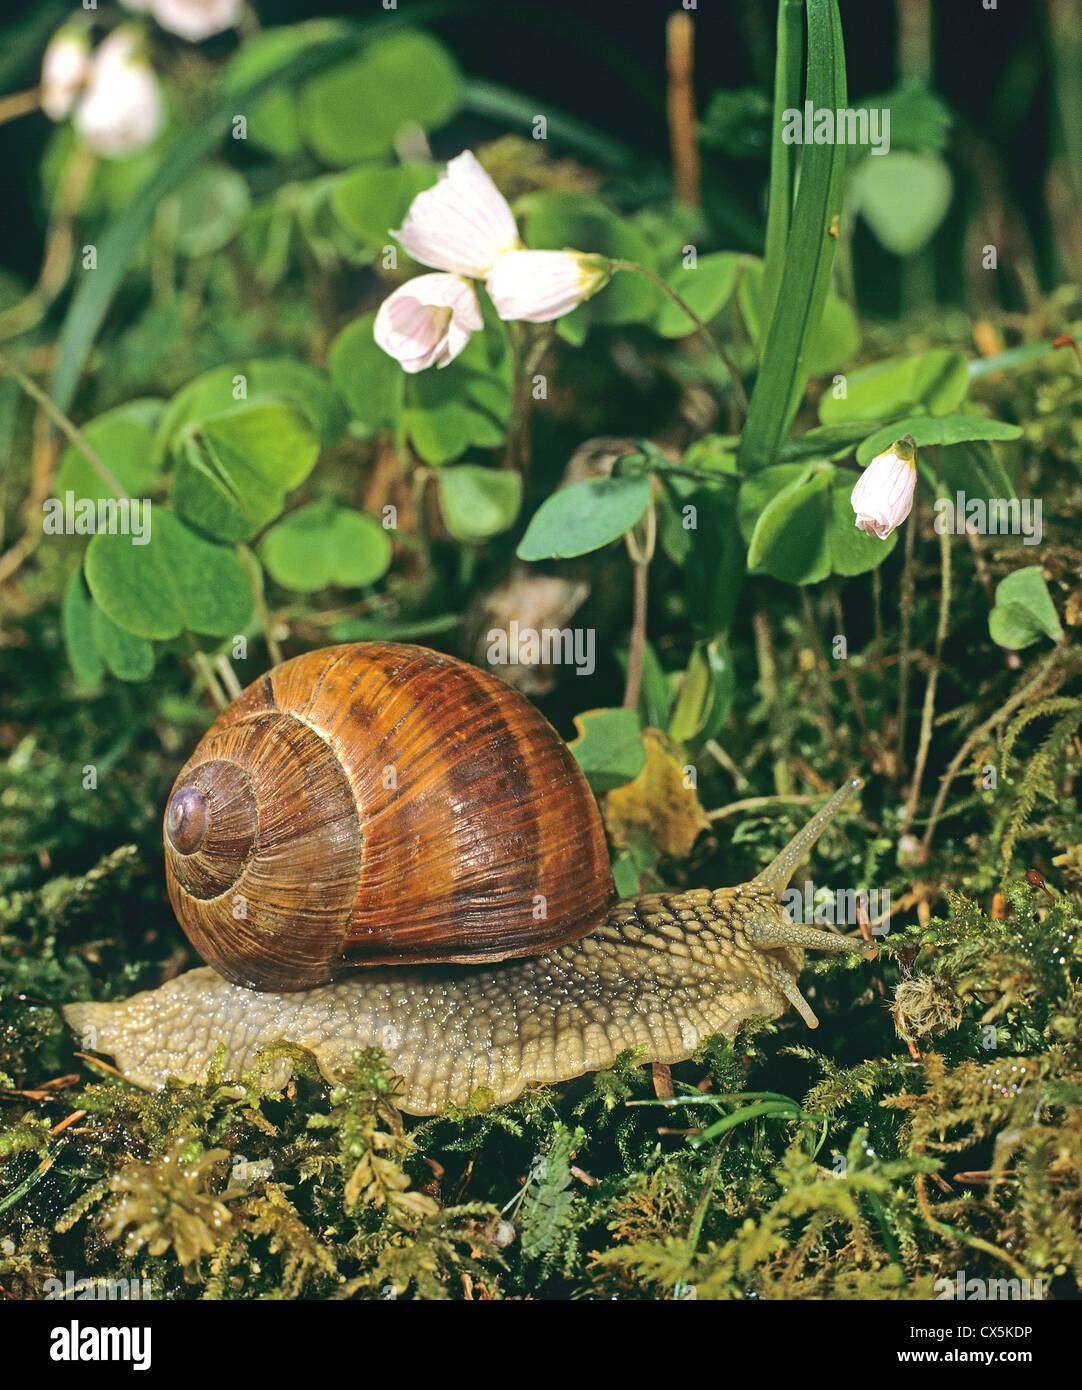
left=373, top=273, right=483, bottom=373
left=851, top=435, right=918, bottom=539
left=41, top=26, right=91, bottom=122
left=73, top=31, right=164, bottom=159
left=485, top=249, right=611, bottom=323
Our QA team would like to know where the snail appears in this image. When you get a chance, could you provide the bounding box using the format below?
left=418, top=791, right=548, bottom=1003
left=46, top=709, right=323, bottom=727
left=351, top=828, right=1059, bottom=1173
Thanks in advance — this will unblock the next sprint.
left=64, top=643, right=877, bottom=1116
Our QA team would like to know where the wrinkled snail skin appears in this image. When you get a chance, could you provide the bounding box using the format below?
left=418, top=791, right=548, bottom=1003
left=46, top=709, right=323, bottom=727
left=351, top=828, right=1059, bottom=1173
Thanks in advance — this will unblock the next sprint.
left=65, top=885, right=874, bottom=1116
left=64, top=731, right=875, bottom=1114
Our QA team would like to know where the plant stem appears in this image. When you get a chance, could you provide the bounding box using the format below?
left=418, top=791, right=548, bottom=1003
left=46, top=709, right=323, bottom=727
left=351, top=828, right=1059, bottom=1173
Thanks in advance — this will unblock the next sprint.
left=214, top=652, right=243, bottom=701
left=191, top=648, right=227, bottom=711
left=895, top=510, right=917, bottom=776
left=665, top=11, right=701, bottom=206
left=239, top=544, right=283, bottom=667
left=622, top=503, right=655, bottom=711
left=903, top=467, right=952, bottom=835
left=829, top=584, right=871, bottom=738
left=0, top=147, right=96, bottom=344
left=753, top=608, right=792, bottom=794
left=681, top=1134, right=730, bottom=1285
left=0, top=86, right=42, bottom=125
left=800, top=587, right=838, bottom=754
left=0, top=354, right=128, bottom=500
left=609, top=259, right=749, bottom=416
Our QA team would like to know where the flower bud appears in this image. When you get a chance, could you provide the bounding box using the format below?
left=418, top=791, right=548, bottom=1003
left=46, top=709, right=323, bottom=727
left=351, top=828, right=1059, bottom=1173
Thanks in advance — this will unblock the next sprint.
left=373, top=273, right=483, bottom=373
left=851, top=435, right=918, bottom=539
left=485, top=249, right=611, bottom=323
left=41, top=27, right=91, bottom=122
left=73, top=31, right=164, bottom=159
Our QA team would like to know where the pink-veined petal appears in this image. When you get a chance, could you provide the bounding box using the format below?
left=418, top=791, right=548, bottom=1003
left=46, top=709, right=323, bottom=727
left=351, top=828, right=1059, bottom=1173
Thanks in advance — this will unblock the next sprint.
left=485, top=249, right=611, bottom=323
left=850, top=437, right=918, bottom=540
left=392, top=152, right=520, bottom=278
left=373, top=273, right=483, bottom=373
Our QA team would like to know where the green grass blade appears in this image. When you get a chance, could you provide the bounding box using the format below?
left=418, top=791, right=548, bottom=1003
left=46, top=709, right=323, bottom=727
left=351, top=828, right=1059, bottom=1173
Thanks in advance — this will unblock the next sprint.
left=761, top=0, right=805, bottom=338
left=738, top=0, right=848, bottom=473
left=690, top=1101, right=822, bottom=1148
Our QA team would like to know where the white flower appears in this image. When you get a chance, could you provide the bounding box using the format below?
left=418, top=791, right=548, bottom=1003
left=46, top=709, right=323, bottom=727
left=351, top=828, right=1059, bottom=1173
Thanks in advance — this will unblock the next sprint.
left=376, top=150, right=617, bottom=369
left=485, top=249, right=611, bottom=323
left=392, top=151, right=520, bottom=279
left=41, top=28, right=91, bottom=122
left=149, top=0, right=244, bottom=42
left=851, top=435, right=918, bottom=539
left=73, top=31, right=164, bottom=159
left=373, top=273, right=483, bottom=373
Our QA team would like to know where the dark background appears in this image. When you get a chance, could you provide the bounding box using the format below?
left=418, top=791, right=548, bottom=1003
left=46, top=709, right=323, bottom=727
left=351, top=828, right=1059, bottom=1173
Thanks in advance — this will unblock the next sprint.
left=0, top=0, right=1058, bottom=317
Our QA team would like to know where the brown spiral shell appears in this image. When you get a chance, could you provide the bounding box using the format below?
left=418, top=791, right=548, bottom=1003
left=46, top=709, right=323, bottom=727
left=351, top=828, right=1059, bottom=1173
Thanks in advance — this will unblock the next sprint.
left=163, top=643, right=615, bottom=991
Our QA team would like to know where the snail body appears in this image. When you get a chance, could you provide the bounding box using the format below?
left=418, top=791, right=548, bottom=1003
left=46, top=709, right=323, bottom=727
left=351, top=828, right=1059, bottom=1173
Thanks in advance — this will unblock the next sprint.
left=64, top=644, right=876, bottom=1116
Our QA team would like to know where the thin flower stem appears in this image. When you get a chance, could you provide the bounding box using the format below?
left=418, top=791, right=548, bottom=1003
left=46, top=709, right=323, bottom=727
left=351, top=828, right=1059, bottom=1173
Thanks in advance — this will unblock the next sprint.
left=622, top=503, right=655, bottom=711
left=966, top=527, right=1022, bottom=672
left=829, top=584, right=871, bottom=738
left=895, top=509, right=917, bottom=776
left=238, top=545, right=283, bottom=668
left=502, top=320, right=524, bottom=472
left=902, top=469, right=952, bottom=835
left=0, top=147, right=96, bottom=343
left=704, top=739, right=750, bottom=791
left=0, top=354, right=128, bottom=500
left=609, top=259, right=749, bottom=416
left=0, top=86, right=41, bottom=125
left=191, top=648, right=227, bottom=712
left=503, top=323, right=553, bottom=476
left=214, top=652, right=243, bottom=702
left=800, top=588, right=837, bottom=754
left=753, top=608, right=792, bottom=795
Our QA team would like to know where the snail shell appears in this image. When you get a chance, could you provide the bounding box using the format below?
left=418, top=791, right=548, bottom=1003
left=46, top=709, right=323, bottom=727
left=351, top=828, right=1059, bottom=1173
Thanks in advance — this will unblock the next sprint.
left=162, top=643, right=615, bottom=991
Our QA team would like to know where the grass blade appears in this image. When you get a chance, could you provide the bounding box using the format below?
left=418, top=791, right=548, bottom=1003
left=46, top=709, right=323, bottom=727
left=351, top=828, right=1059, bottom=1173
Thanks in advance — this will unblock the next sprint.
left=739, top=0, right=848, bottom=472
left=761, top=0, right=805, bottom=337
